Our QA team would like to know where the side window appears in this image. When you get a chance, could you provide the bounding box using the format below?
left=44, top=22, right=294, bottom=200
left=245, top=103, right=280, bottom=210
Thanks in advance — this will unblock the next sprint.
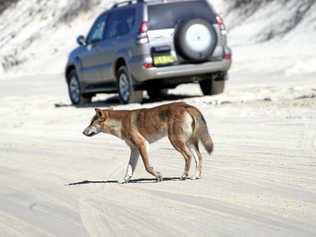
left=87, top=15, right=107, bottom=45
left=105, top=8, right=136, bottom=39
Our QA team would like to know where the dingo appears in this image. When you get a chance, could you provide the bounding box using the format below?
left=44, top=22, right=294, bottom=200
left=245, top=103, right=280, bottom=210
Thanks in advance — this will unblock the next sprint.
left=83, top=102, right=213, bottom=183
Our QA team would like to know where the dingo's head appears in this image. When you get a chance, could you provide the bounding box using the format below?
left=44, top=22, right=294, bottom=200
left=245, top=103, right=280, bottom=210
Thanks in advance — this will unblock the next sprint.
left=83, top=108, right=107, bottom=137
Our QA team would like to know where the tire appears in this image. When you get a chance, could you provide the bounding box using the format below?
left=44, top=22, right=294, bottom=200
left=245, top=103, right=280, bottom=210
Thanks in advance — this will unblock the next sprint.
left=175, top=18, right=217, bottom=61
left=199, top=79, right=225, bottom=96
left=117, top=66, right=143, bottom=104
left=147, top=89, right=169, bottom=100
left=67, top=70, right=92, bottom=105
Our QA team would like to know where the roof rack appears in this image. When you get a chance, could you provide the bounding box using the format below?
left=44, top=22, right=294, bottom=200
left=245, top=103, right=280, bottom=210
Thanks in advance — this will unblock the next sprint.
left=112, top=0, right=144, bottom=8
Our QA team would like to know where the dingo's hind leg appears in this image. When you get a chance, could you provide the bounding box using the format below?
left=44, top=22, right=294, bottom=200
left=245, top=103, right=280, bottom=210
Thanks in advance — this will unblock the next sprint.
left=169, top=139, right=192, bottom=180
left=168, top=112, right=195, bottom=180
left=190, top=142, right=203, bottom=179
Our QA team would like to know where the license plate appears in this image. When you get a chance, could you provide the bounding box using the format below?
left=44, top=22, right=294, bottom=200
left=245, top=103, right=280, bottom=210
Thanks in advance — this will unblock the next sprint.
left=153, top=55, right=174, bottom=66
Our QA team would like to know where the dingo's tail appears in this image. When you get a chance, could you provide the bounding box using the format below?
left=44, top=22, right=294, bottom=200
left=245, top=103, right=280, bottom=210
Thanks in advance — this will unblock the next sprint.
left=197, top=115, right=214, bottom=154
left=186, top=105, right=214, bottom=154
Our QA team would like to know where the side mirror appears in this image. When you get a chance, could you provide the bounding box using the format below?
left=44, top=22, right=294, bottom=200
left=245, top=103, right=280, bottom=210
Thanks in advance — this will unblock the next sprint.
left=77, top=35, right=86, bottom=46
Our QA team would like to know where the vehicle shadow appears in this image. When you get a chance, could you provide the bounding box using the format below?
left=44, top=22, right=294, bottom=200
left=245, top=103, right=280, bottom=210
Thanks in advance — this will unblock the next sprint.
left=55, top=95, right=120, bottom=108
left=67, top=177, right=182, bottom=186
left=142, top=93, right=201, bottom=104
left=55, top=94, right=201, bottom=109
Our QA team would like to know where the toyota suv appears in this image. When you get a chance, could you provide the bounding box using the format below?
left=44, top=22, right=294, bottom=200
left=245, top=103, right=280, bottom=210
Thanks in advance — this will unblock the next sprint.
left=65, top=0, right=232, bottom=105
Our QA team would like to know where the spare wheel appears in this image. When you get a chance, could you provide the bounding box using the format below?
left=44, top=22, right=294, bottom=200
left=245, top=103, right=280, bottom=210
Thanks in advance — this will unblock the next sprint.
left=175, top=18, right=217, bottom=61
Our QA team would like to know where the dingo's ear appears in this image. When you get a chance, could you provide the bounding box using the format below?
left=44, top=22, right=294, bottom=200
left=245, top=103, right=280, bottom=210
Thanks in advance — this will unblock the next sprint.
left=95, top=108, right=103, bottom=117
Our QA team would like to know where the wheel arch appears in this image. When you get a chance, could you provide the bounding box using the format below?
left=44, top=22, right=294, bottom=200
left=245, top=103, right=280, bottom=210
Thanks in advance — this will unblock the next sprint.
left=113, top=57, right=127, bottom=78
left=65, top=65, right=77, bottom=83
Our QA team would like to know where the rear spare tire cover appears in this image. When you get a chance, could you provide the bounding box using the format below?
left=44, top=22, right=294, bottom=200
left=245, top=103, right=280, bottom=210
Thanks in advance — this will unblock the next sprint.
left=175, top=18, right=217, bottom=61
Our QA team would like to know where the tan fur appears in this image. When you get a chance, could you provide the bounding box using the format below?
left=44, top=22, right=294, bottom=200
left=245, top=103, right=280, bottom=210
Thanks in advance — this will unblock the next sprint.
left=83, top=102, right=214, bottom=183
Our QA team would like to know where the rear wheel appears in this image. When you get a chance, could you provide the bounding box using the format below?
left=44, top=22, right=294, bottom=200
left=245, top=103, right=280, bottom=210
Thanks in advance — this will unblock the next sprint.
left=67, top=70, right=92, bottom=105
left=117, top=66, right=143, bottom=104
left=147, top=88, right=169, bottom=100
left=199, top=76, right=226, bottom=96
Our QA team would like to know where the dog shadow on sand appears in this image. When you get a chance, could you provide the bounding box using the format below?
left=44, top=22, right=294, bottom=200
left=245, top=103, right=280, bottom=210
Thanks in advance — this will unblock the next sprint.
left=67, top=177, right=183, bottom=186
left=55, top=94, right=201, bottom=109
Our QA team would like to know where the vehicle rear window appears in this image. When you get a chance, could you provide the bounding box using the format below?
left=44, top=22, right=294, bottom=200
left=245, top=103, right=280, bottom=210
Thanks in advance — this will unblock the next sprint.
left=148, top=1, right=216, bottom=30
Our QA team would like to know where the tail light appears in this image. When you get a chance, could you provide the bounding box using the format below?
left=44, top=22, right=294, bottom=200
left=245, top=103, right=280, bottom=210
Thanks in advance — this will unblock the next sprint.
left=224, top=52, right=232, bottom=60
left=216, top=15, right=226, bottom=32
left=140, top=21, right=148, bottom=34
left=216, top=15, right=224, bottom=26
left=137, top=21, right=149, bottom=44
left=143, top=63, right=153, bottom=69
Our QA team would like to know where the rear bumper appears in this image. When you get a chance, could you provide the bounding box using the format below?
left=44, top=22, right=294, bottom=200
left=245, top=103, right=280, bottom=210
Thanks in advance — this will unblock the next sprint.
left=130, top=59, right=232, bottom=82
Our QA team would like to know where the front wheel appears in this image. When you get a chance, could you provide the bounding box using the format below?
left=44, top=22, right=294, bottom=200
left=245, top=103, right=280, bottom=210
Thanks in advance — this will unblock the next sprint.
left=117, top=66, right=143, bottom=104
left=67, top=70, right=92, bottom=105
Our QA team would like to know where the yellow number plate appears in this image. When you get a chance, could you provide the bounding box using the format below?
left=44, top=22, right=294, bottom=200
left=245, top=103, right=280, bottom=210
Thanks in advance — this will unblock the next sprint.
left=153, top=55, right=174, bottom=65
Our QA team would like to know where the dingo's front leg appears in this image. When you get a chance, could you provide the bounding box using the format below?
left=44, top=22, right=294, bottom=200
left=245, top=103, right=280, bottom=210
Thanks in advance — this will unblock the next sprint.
left=119, top=147, right=139, bottom=184
left=137, top=140, right=163, bottom=182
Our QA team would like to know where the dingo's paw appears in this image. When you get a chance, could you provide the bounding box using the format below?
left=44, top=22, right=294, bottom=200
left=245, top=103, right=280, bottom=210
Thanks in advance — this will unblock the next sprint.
left=119, top=176, right=131, bottom=184
left=191, top=176, right=201, bottom=180
left=156, top=172, right=163, bottom=182
left=180, top=175, right=188, bottom=181
left=118, top=179, right=128, bottom=184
